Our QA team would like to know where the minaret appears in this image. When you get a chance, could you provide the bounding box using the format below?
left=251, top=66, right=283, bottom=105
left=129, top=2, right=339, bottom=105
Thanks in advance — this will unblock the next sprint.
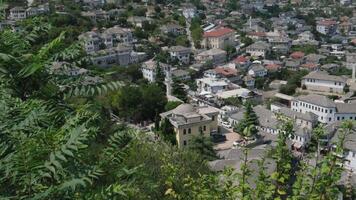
left=346, top=53, right=356, bottom=82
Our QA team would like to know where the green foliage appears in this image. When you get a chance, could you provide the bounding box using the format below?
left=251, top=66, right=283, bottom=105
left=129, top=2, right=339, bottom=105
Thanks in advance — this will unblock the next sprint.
left=110, top=84, right=167, bottom=122
left=188, top=136, right=217, bottom=161
left=291, top=45, right=318, bottom=55
left=165, top=101, right=182, bottom=111
left=234, top=102, right=259, bottom=138
left=279, top=70, right=308, bottom=95
left=172, top=78, right=188, bottom=102
left=329, top=67, right=352, bottom=76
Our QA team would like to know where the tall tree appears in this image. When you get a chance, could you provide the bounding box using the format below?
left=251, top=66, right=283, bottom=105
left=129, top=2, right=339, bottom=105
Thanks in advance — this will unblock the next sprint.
left=235, top=102, right=259, bottom=138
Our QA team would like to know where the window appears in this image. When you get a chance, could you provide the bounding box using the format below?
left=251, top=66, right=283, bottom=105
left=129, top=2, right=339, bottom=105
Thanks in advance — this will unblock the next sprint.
left=203, top=126, right=206, bottom=131
left=183, top=140, right=187, bottom=146
left=330, top=110, right=332, bottom=114
left=321, top=116, right=323, bottom=120
left=350, top=117, right=353, bottom=120
left=183, top=129, right=186, bottom=135
left=329, top=118, right=332, bottom=122
left=212, top=116, right=215, bottom=121
left=325, top=109, right=327, bottom=113
left=188, top=128, right=191, bottom=134
left=342, top=117, right=345, bottom=120
left=337, top=116, right=340, bottom=120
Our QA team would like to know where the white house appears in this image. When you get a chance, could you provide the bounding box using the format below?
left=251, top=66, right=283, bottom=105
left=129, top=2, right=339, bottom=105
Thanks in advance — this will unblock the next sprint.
left=196, top=77, right=230, bottom=94
left=182, top=6, right=197, bottom=19
left=291, top=94, right=337, bottom=123
left=141, top=60, right=170, bottom=82
left=291, top=94, right=356, bottom=124
left=9, top=7, right=27, bottom=20
left=301, top=71, right=347, bottom=94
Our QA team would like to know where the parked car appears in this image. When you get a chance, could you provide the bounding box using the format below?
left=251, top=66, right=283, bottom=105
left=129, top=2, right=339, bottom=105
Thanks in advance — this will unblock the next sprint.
left=211, top=133, right=226, bottom=143
left=221, top=121, right=232, bottom=129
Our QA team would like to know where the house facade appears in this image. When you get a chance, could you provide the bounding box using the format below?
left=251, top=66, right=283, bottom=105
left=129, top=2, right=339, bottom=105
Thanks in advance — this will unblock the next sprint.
left=169, top=46, right=191, bottom=64
left=160, top=104, right=219, bottom=148
left=201, top=27, right=235, bottom=49
left=301, top=71, right=347, bottom=94
left=246, top=41, right=271, bottom=58
left=291, top=94, right=356, bottom=124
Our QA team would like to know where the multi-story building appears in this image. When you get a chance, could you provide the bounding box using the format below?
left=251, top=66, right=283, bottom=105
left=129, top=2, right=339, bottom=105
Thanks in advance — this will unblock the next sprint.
left=78, top=31, right=102, bottom=53
left=316, top=19, right=337, bottom=36
left=9, top=4, right=49, bottom=21
left=248, top=63, right=267, bottom=77
left=196, top=77, right=230, bottom=94
left=169, top=46, right=191, bottom=65
left=301, top=71, right=347, bottom=94
left=141, top=60, right=171, bottom=82
left=291, top=94, right=356, bottom=124
left=102, top=26, right=133, bottom=46
left=246, top=41, right=271, bottom=58
left=9, top=7, right=27, bottom=20
left=201, top=27, right=235, bottom=49
left=291, top=94, right=337, bottom=123
left=79, top=27, right=134, bottom=53
left=160, top=104, right=219, bottom=147
left=196, top=49, right=227, bottom=65
left=91, top=45, right=145, bottom=67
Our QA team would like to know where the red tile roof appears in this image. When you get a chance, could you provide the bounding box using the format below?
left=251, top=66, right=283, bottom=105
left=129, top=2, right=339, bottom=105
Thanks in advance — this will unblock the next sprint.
left=265, top=64, right=281, bottom=71
left=290, top=51, right=305, bottom=59
left=301, top=63, right=318, bottom=69
left=203, top=27, right=235, bottom=37
left=234, top=55, right=248, bottom=63
left=247, top=32, right=266, bottom=37
left=214, top=67, right=238, bottom=77
left=318, top=20, right=337, bottom=26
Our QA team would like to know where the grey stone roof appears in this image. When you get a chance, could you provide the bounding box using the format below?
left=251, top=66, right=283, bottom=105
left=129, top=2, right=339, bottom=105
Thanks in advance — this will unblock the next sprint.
left=336, top=103, right=356, bottom=114
left=230, top=105, right=278, bottom=129
left=169, top=46, right=191, bottom=53
left=331, top=128, right=356, bottom=152
left=294, top=94, right=336, bottom=108
left=247, top=41, right=271, bottom=50
left=278, top=107, right=318, bottom=122
left=303, top=71, right=346, bottom=83
left=249, top=63, right=266, bottom=72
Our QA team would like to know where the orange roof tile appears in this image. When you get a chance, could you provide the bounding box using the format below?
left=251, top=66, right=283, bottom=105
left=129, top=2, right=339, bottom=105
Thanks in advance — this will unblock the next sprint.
left=203, top=27, right=235, bottom=37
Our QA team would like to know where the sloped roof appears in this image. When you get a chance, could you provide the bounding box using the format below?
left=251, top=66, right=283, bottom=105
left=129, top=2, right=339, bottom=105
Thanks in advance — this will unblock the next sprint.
left=303, top=71, right=346, bottom=83
left=294, top=94, right=336, bottom=108
left=203, top=27, right=235, bottom=37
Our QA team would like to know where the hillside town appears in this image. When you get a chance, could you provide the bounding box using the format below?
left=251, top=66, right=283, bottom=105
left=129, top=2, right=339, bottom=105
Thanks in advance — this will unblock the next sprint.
left=1, top=0, right=356, bottom=199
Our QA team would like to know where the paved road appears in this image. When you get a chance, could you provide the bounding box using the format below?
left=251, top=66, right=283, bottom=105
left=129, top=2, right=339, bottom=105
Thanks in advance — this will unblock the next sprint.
left=185, top=19, right=196, bottom=51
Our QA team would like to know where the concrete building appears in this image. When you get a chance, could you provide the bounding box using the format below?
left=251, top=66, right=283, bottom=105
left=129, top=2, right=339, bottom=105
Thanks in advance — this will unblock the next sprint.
left=78, top=31, right=102, bottom=53
left=246, top=41, right=271, bottom=58
left=169, top=46, right=191, bottom=65
left=141, top=60, right=170, bottom=82
left=196, top=49, right=227, bottom=65
left=196, top=77, right=230, bottom=94
left=160, top=104, right=219, bottom=147
left=201, top=27, right=236, bottom=49
left=316, top=19, right=337, bottom=36
left=291, top=94, right=356, bottom=124
left=9, top=7, right=26, bottom=20
left=301, top=71, right=347, bottom=94
left=91, top=45, right=145, bottom=67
